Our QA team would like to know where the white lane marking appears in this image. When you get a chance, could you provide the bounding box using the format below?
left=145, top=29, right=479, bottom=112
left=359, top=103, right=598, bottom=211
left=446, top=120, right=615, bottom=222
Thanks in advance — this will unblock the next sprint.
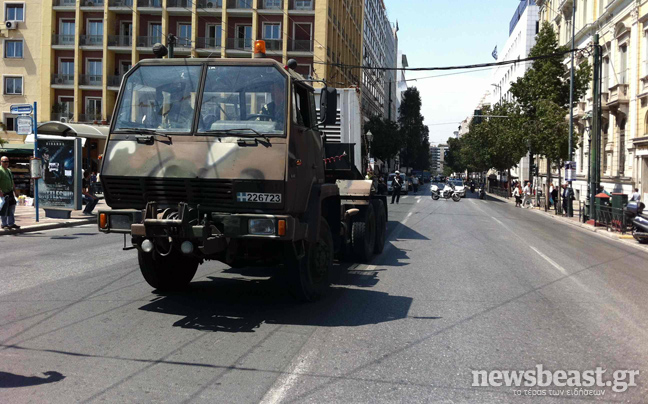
left=415, top=196, right=421, bottom=200
left=417, top=199, right=421, bottom=204
left=530, top=246, right=567, bottom=275
left=481, top=200, right=487, bottom=203
left=260, top=348, right=316, bottom=404
left=406, top=212, right=413, bottom=219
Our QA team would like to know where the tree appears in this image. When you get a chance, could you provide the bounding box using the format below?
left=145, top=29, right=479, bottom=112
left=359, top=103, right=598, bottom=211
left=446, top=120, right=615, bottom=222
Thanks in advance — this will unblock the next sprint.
left=445, top=137, right=465, bottom=174
left=364, top=116, right=400, bottom=163
left=398, top=87, right=427, bottom=173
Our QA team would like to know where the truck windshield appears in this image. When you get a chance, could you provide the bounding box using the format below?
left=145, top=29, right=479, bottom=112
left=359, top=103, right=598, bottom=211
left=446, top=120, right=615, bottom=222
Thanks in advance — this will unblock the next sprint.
left=198, top=65, right=286, bottom=136
left=113, top=65, right=202, bottom=133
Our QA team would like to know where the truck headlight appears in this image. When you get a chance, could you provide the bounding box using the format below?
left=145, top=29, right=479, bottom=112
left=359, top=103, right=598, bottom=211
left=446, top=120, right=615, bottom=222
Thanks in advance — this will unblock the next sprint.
left=248, top=218, right=275, bottom=235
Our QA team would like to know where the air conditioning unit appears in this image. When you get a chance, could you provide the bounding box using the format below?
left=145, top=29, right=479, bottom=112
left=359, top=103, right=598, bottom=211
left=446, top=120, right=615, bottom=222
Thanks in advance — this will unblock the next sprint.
left=55, top=77, right=64, bottom=84
left=60, top=117, right=69, bottom=123
left=85, top=1, right=94, bottom=6
left=206, top=2, right=214, bottom=7
left=5, top=21, right=18, bottom=30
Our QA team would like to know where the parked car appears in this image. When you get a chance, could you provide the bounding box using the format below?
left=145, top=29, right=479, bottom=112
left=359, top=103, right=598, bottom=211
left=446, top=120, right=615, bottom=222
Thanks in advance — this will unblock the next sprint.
left=387, top=173, right=408, bottom=195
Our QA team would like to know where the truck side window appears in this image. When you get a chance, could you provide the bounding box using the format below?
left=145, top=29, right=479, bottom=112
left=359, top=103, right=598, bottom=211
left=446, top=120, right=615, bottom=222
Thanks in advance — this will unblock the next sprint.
left=293, top=84, right=311, bottom=128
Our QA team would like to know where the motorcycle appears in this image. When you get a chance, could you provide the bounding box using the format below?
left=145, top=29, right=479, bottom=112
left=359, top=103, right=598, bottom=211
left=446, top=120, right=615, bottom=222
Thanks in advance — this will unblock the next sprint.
left=431, top=183, right=461, bottom=202
left=627, top=201, right=648, bottom=244
left=479, top=187, right=485, bottom=199
left=470, top=184, right=475, bottom=193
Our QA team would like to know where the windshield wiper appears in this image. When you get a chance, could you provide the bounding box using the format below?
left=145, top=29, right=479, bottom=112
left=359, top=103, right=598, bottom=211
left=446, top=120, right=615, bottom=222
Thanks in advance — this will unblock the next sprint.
left=117, top=127, right=171, bottom=139
left=203, top=128, right=270, bottom=143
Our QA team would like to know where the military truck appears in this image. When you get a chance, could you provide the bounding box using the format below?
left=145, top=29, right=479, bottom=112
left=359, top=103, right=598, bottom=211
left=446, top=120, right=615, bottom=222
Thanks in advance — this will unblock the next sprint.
left=97, top=44, right=387, bottom=301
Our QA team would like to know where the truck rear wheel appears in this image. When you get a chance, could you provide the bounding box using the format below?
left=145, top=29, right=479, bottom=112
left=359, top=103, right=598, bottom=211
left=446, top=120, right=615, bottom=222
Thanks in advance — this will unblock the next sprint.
left=287, top=217, right=333, bottom=302
left=352, top=203, right=376, bottom=262
left=138, top=248, right=199, bottom=291
left=372, top=200, right=387, bottom=254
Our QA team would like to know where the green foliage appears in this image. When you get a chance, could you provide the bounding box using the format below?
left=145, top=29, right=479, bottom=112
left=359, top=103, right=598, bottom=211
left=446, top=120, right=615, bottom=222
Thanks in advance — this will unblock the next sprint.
left=364, top=115, right=400, bottom=162
left=398, top=87, right=429, bottom=171
left=445, top=137, right=465, bottom=174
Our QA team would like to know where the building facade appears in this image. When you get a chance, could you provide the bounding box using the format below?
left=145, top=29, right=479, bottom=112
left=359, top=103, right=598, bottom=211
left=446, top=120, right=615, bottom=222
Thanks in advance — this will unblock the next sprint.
left=491, top=0, right=539, bottom=184
left=537, top=0, right=648, bottom=202
left=35, top=0, right=362, bottom=125
left=361, top=0, right=397, bottom=120
left=1, top=0, right=45, bottom=142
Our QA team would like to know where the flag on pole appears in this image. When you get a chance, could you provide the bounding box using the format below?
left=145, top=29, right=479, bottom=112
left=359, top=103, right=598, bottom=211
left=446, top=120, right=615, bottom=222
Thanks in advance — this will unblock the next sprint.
left=492, top=45, right=498, bottom=60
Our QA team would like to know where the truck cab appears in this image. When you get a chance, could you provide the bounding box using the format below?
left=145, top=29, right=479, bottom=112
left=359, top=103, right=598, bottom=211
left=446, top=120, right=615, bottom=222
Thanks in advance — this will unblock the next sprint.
left=98, top=52, right=386, bottom=301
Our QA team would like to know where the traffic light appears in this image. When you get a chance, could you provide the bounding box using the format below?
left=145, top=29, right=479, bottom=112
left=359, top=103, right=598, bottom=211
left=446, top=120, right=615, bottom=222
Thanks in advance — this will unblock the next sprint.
left=532, top=164, right=538, bottom=177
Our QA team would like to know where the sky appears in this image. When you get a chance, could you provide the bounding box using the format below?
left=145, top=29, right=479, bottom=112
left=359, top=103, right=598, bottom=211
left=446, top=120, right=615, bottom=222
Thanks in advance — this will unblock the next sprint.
left=383, top=0, right=524, bottom=145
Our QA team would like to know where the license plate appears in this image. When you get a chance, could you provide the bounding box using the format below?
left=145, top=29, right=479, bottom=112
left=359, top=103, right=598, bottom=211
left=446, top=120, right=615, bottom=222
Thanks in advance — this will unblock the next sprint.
left=236, top=192, right=282, bottom=203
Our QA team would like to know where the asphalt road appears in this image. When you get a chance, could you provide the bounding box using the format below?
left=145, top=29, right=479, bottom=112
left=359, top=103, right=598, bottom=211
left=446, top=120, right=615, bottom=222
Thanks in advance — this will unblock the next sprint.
left=1, top=190, right=647, bottom=403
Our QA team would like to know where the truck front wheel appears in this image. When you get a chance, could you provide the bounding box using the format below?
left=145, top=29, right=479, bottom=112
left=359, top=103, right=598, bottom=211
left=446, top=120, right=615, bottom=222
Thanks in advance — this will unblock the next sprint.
left=138, top=247, right=199, bottom=291
left=287, top=217, right=334, bottom=302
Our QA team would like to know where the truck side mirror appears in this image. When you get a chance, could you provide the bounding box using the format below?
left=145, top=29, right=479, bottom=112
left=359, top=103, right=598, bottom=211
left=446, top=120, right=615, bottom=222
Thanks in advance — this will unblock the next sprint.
left=319, top=87, right=338, bottom=126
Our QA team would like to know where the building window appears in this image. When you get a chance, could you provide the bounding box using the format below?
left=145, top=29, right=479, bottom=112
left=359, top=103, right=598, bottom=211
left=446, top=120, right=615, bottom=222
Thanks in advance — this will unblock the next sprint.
left=264, top=0, right=281, bottom=9
left=263, top=23, right=281, bottom=40
left=619, top=119, right=626, bottom=176
left=619, top=44, right=628, bottom=84
left=178, top=23, right=191, bottom=46
left=206, top=24, right=222, bottom=47
left=295, top=0, right=312, bottom=10
left=4, top=76, right=23, bottom=94
left=4, top=40, right=23, bottom=58
left=5, top=4, right=24, bottom=21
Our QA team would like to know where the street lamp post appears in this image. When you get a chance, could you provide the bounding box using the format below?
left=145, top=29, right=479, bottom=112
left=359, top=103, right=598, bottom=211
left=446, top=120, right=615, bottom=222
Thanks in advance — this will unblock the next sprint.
left=567, top=0, right=577, bottom=217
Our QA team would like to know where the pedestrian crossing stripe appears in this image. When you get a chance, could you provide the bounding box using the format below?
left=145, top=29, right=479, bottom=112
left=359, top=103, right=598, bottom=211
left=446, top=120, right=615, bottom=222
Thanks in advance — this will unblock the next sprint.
left=236, top=192, right=247, bottom=202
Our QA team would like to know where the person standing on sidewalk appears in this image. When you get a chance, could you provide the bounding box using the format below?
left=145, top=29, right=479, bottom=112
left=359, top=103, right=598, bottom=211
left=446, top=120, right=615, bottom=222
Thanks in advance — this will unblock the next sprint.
left=551, top=183, right=559, bottom=211
left=0, top=156, right=20, bottom=230
left=522, top=181, right=531, bottom=208
left=513, top=184, right=522, bottom=207
left=391, top=171, right=402, bottom=204
left=630, top=188, right=641, bottom=202
left=82, top=170, right=99, bottom=215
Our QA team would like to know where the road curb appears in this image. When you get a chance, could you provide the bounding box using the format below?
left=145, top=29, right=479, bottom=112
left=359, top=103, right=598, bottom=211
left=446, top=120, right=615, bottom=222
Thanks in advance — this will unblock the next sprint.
left=486, top=192, right=648, bottom=253
left=0, top=218, right=96, bottom=236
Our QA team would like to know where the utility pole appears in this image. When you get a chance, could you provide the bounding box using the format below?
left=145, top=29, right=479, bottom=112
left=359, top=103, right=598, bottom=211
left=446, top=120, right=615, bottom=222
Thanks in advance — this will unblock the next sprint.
left=567, top=0, right=576, bottom=217
left=588, top=34, right=601, bottom=222
left=167, top=34, right=176, bottom=58
left=388, top=80, right=392, bottom=121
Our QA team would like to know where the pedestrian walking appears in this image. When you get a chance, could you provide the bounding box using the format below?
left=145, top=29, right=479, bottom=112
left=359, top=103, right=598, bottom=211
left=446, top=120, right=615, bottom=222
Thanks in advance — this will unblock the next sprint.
left=630, top=188, right=641, bottom=202
left=551, top=184, right=559, bottom=211
left=513, top=184, right=522, bottom=207
left=391, top=171, right=402, bottom=204
left=522, top=181, right=531, bottom=208
left=561, top=183, right=570, bottom=215
left=0, top=156, right=20, bottom=230
left=82, top=170, right=99, bottom=215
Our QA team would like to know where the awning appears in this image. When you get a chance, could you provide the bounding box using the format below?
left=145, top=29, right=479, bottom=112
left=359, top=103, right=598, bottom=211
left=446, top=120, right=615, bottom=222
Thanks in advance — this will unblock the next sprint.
left=30, top=122, right=109, bottom=139
left=0, top=143, right=34, bottom=156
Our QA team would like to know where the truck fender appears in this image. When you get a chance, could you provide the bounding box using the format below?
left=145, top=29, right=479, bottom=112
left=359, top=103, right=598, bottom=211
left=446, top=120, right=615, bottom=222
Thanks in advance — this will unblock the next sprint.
left=304, top=183, right=339, bottom=244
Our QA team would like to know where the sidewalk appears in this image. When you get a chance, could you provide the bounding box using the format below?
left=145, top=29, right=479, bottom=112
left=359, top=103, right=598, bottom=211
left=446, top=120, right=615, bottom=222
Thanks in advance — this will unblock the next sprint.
left=0, top=199, right=106, bottom=235
left=487, top=192, right=648, bottom=253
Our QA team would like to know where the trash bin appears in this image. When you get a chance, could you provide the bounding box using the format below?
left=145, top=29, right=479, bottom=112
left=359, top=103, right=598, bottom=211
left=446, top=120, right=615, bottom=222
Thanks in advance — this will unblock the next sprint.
left=594, top=192, right=611, bottom=225
left=610, top=193, right=628, bottom=231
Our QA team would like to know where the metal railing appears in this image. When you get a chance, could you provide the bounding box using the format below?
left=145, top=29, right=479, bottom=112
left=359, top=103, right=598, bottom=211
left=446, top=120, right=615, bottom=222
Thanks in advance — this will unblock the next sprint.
left=137, top=36, right=162, bottom=47
left=51, top=112, right=74, bottom=122
left=175, top=37, right=192, bottom=48
left=109, top=0, right=134, bottom=6
left=52, top=35, right=75, bottom=46
left=226, top=38, right=252, bottom=50
left=107, top=75, right=124, bottom=87
left=79, top=75, right=103, bottom=86
left=490, top=186, right=510, bottom=199
left=591, top=204, right=634, bottom=234
left=288, top=40, right=313, bottom=52
left=196, top=37, right=221, bottom=49
left=228, top=0, right=252, bottom=8
left=78, top=114, right=103, bottom=123
left=53, top=0, right=77, bottom=6
left=137, top=0, right=162, bottom=7
left=81, top=0, right=104, bottom=6
left=196, top=0, right=222, bottom=7
left=51, top=74, right=75, bottom=85
left=167, top=0, right=192, bottom=6
left=262, top=39, right=282, bottom=51
left=79, top=35, right=104, bottom=46
left=108, top=35, right=132, bottom=47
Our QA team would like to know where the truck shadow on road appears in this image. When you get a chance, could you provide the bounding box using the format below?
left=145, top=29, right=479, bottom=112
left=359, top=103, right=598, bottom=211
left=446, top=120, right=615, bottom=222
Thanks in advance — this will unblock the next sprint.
left=138, top=271, right=413, bottom=333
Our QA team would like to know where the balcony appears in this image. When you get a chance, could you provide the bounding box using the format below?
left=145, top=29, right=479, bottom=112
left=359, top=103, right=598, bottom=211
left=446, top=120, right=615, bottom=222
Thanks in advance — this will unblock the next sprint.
left=52, top=35, right=75, bottom=47
left=196, top=37, right=221, bottom=49
left=167, top=0, right=192, bottom=7
left=108, top=35, right=132, bottom=47
left=108, top=75, right=124, bottom=88
left=80, top=0, right=104, bottom=7
left=287, top=39, right=312, bottom=52
left=196, top=0, right=222, bottom=8
left=291, top=0, right=313, bottom=10
left=53, top=0, right=76, bottom=7
left=51, top=113, right=74, bottom=122
left=51, top=74, right=75, bottom=86
left=137, top=36, right=163, bottom=47
left=226, top=38, right=252, bottom=51
left=79, top=35, right=104, bottom=47
left=174, top=37, right=193, bottom=50
left=137, top=0, right=162, bottom=7
left=78, top=114, right=103, bottom=123
left=227, top=0, right=253, bottom=15
left=109, top=0, right=134, bottom=6
left=574, top=101, right=586, bottom=119
left=263, top=39, right=282, bottom=51
left=259, top=0, right=282, bottom=11
left=79, top=75, right=103, bottom=86
left=608, top=83, right=629, bottom=105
